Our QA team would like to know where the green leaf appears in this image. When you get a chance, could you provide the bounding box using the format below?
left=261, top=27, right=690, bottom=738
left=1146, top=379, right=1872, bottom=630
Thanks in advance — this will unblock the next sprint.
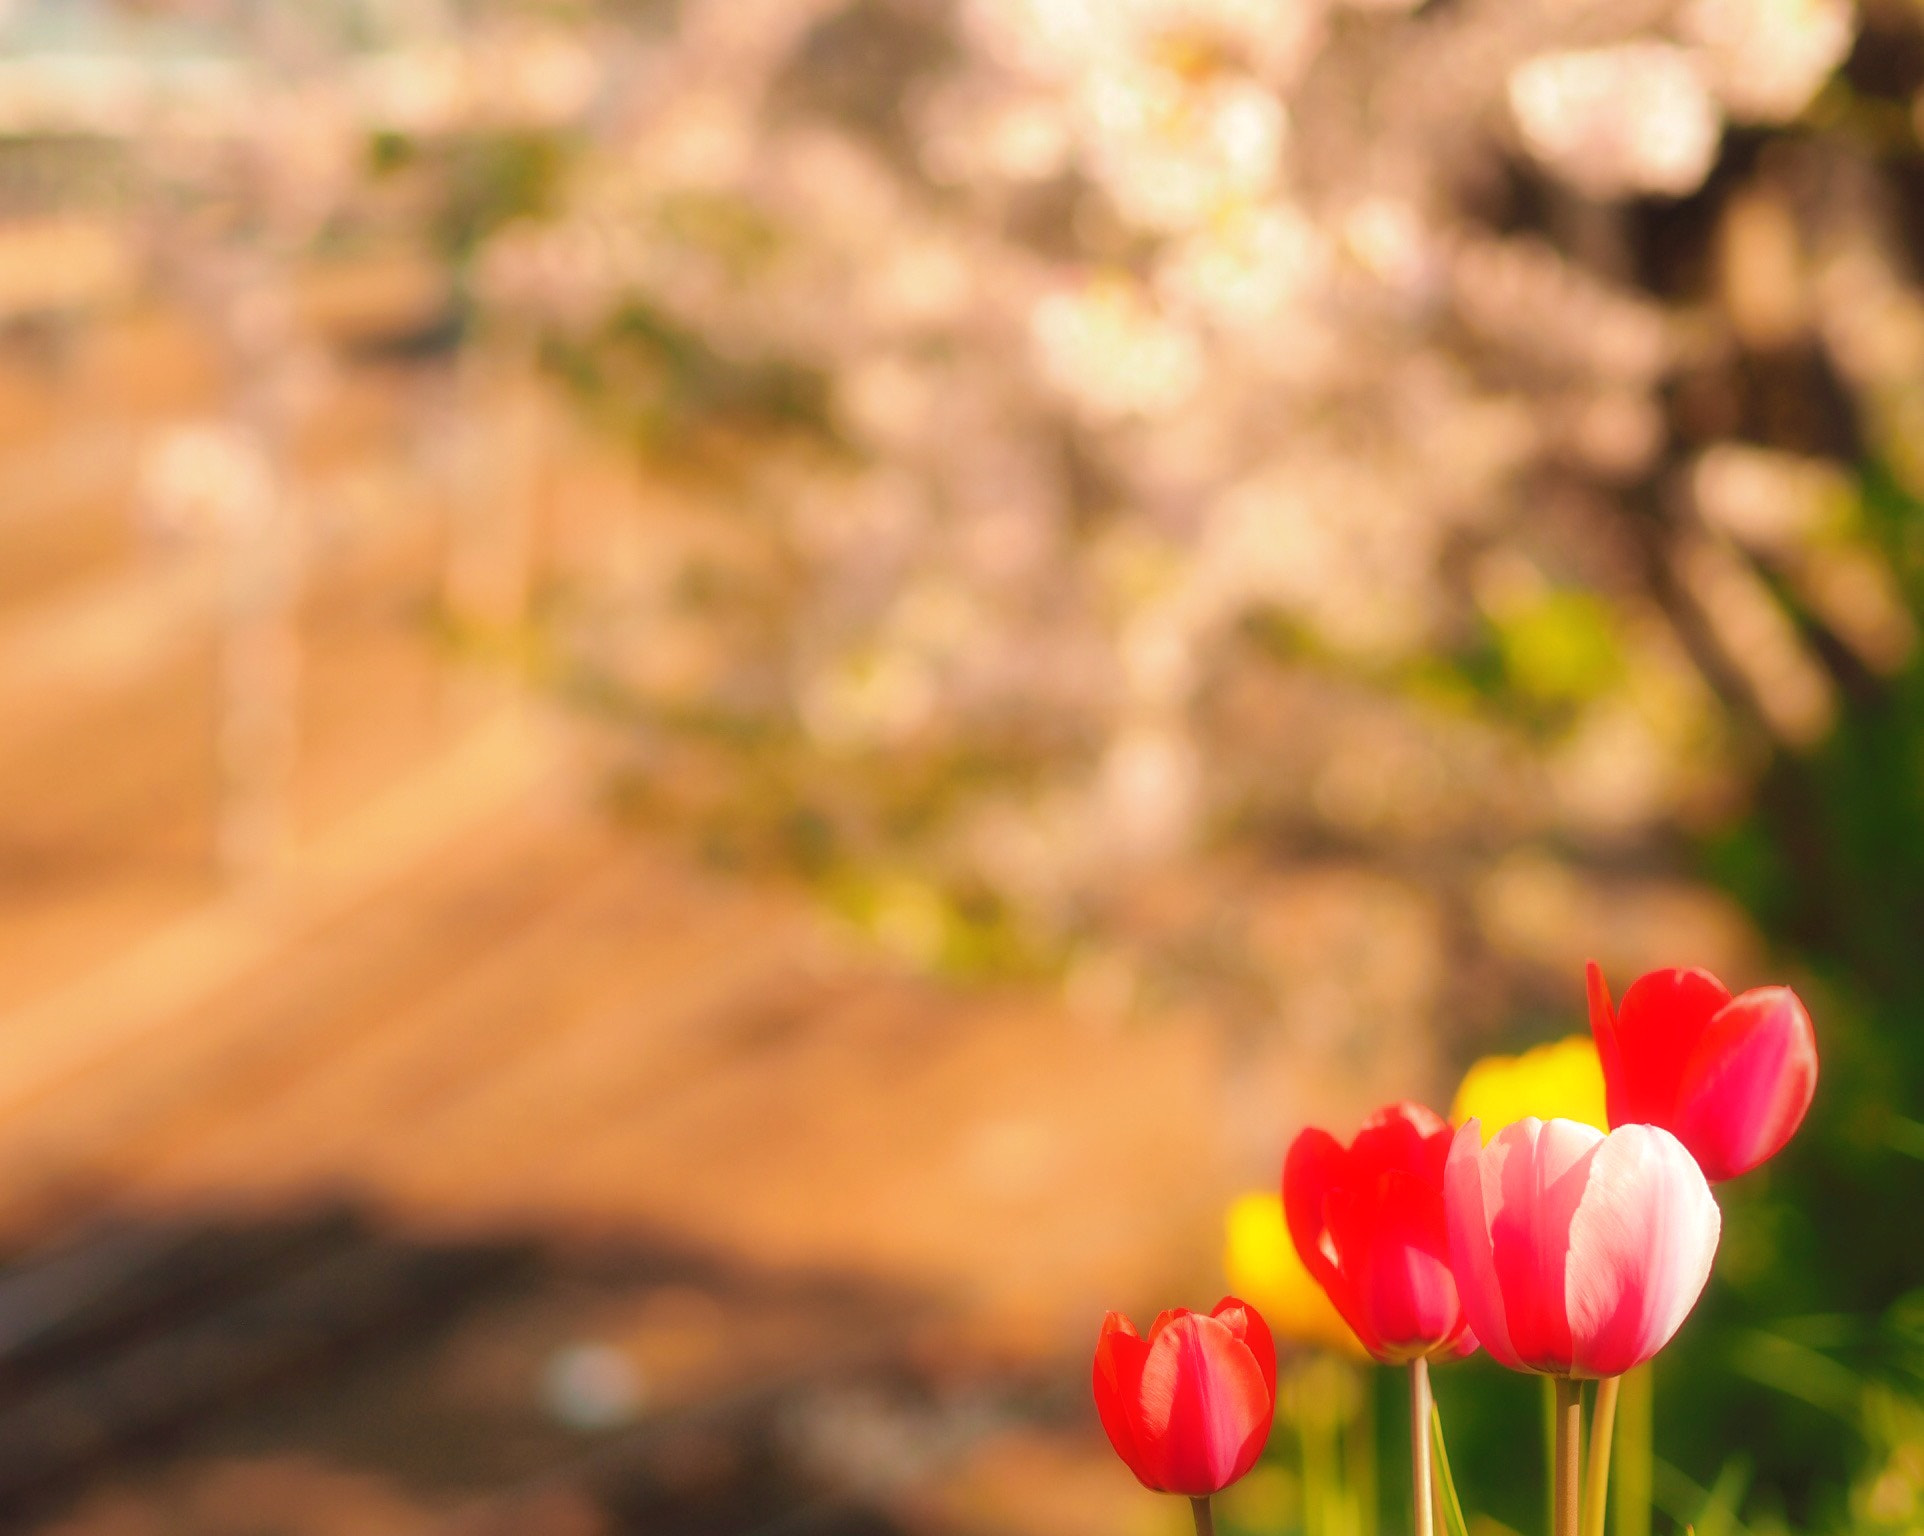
left=1430, top=1403, right=1470, bottom=1536
left=1652, top=1457, right=1753, bottom=1536
left=1726, top=1328, right=1862, bottom=1419
left=1694, top=1458, right=1752, bottom=1536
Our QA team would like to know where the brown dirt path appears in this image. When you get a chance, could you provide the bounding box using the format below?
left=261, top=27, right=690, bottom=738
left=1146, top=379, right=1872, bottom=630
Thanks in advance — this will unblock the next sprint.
left=0, top=293, right=1235, bottom=1536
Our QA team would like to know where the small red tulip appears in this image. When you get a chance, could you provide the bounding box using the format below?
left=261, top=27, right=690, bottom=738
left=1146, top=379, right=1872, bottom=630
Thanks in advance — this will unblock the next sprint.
left=1586, top=961, right=1818, bottom=1183
left=1283, top=1102, right=1477, bottom=1364
left=1093, top=1298, right=1276, bottom=1495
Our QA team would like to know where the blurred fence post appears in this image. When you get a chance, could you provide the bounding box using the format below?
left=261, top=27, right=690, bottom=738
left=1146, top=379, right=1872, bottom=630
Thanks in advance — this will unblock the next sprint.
left=207, top=261, right=305, bottom=887
left=438, top=335, right=550, bottom=715
left=212, top=433, right=299, bottom=883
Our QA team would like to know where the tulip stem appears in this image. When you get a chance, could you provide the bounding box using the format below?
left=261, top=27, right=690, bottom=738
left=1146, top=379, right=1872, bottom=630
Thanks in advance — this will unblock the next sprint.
left=1554, top=1378, right=1582, bottom=1536
left=1190, top=1496, right=1215, bottom=1536
left=1410, top=1358, right=1435, bottom=1536
left=1541, top=1376, right=1558, bottom=1536
left=1615, top=1365, right=1653, bottom=1536
left=1583, top=1376, right=1621, bottom=1536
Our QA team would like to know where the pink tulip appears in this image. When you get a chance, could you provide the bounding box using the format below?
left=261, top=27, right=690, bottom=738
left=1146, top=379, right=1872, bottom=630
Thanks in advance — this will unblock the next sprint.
left=1444, top=1117, right=1720, bottom=1378
left=1587, top=961, right=1818, bottom=1182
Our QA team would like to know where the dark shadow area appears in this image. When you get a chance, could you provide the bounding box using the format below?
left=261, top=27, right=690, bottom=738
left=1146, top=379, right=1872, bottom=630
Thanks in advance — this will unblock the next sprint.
left=0, top=1202, right=1060, bottom=1536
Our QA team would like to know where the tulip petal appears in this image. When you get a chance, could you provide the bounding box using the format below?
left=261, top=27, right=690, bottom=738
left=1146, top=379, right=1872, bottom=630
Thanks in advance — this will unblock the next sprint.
left=1564, top=1124, right=1720, bottom=1376
left=1138, top=1312, right=1274, bottom=1494
left=1094, top=1312, right=1154, bottom=1486
left=1316, top=1182, right=1384, bottom=1357
left=1438, top=1317, right=1480, bottom=1360
left=1211, top=1296, right=1278, bottom=1403
left=1673, top=987, right=1818, bottom=1182
left=1446, top=1118, right=1524, bottom=1372
left=1329, top=1169, right=1460, bottom=1363
left=1606, top=967, right=1731, bottom=1127
left=1350, top=1102, right=1452, bottom=1187
left=1283, top=1128, right=1350, bottom=1294
left=1490, top=1118, right=1601, bottom=1371
left=1587, top=960, right=1623, bottom=1107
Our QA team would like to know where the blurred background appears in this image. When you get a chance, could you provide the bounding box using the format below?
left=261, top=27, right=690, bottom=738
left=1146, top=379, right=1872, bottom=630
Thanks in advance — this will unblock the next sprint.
left=0, top=0, right=1919, bottom=1532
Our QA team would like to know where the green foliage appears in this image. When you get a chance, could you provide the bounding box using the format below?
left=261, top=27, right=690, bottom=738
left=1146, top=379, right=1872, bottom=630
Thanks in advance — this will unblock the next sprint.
left=545, top=300, right=836, bottom=458
left=438, top=131, right=570, bottom=256
left=1490, top=590, right=1625, bottom=707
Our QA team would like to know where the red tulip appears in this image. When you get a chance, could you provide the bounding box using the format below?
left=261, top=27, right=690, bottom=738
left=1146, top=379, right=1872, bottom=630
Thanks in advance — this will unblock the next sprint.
left=1444, top=1117, right=1721, bottom=1378
left=1093, top=1298, right=1276, bottom=1495
left=1283, top=1102, right=1477, bottom=1364
left=1586, top=961, right=1817, bottom=1182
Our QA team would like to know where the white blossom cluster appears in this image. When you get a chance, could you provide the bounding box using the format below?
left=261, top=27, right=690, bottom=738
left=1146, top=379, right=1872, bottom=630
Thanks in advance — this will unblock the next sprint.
left=3, top=0, right=1906, bottom=1083
left=449, top=0, right=1922, bottom=1060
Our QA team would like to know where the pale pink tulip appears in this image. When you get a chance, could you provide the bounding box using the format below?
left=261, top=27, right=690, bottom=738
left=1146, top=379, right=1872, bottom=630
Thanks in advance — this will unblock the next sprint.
left=1444, top=1117, right=1720, bottom=1378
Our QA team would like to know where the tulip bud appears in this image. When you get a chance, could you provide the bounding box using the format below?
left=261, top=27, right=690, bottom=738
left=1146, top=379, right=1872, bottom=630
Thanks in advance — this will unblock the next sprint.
left=1444, top=1117, right=1721, bottom=1378
left=1587, top=961, right=1818, bottom=1182
left=1093, top=1298, right=1277, bottom=1495
left=1283, top=1102, right=1477, bottom=1364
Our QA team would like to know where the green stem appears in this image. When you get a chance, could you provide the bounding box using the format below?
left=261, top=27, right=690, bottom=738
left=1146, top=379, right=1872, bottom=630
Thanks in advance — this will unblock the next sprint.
left=1584, top=1376, right=1621, bottom=1536
left=1411, top=1359, right=1435, bottom=1536
left=1555, top=1378, right=1583, bottom=1536
left=1191, top=1495, right=1215, bottom=1536
left=1614, top=1365, right=1653, bottom=1536
left=1542, top=1376, right=1558, bottom=1536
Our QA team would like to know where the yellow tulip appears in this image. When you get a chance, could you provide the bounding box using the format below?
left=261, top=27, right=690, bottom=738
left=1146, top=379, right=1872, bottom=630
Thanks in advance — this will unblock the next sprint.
left=1450, top=1035, right=1607, bottom=1140
left=1224, top=1191, right=1363, bottom=1355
